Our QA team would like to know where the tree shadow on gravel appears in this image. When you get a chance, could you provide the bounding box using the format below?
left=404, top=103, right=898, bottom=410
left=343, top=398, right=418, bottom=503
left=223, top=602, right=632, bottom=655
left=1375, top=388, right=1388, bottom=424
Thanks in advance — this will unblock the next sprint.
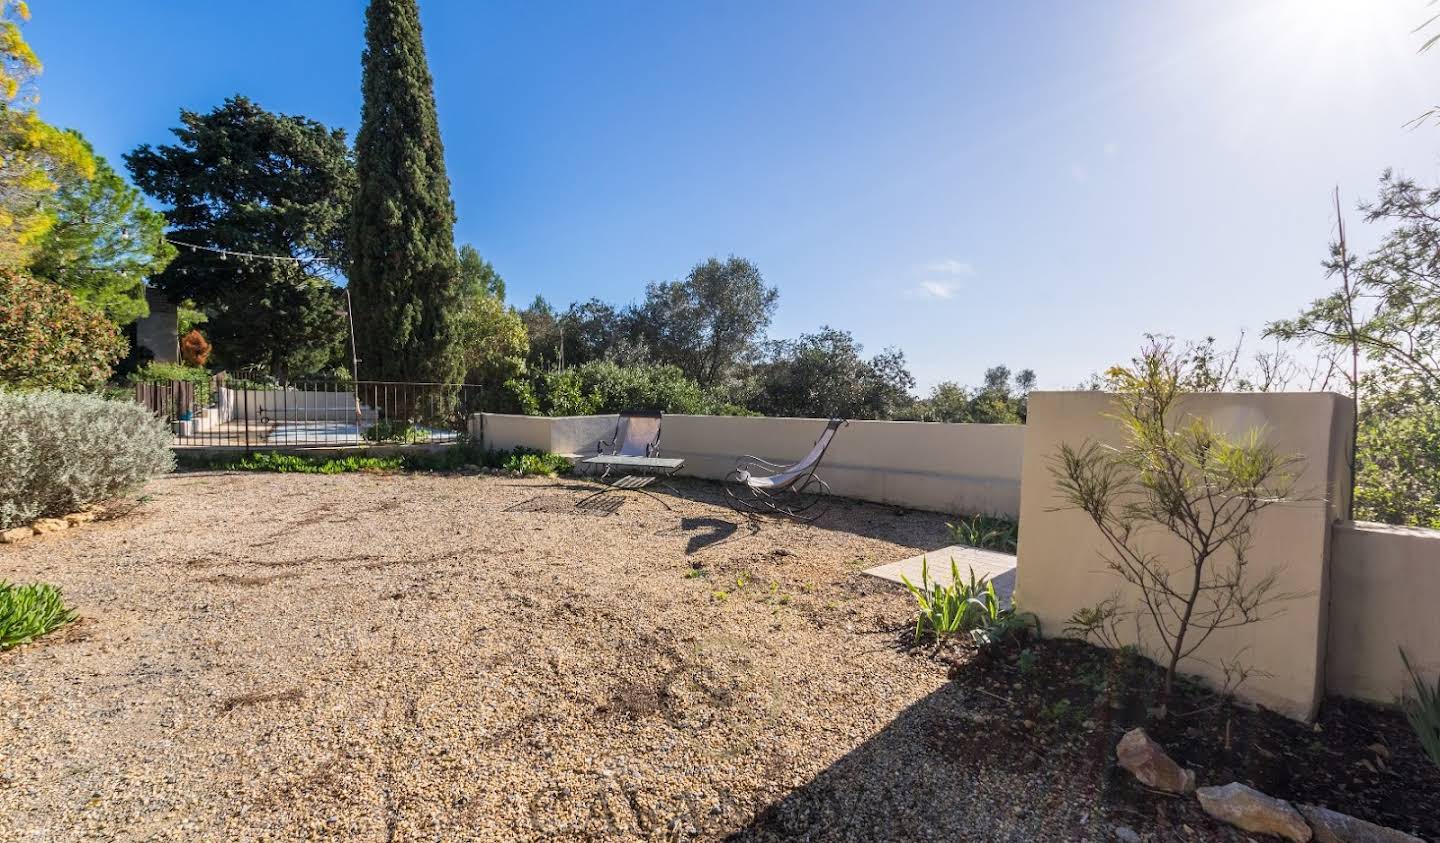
left=725, top=679, right=1114, bottom=843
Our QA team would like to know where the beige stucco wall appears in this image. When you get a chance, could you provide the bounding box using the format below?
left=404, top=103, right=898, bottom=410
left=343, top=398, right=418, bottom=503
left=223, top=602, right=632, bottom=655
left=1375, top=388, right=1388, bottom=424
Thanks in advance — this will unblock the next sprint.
left=1327, top=521, right=1440, bottom=704
left=476, top=413, right=1025, bottom=517
left=1015, top=391, right=1354, bottom=721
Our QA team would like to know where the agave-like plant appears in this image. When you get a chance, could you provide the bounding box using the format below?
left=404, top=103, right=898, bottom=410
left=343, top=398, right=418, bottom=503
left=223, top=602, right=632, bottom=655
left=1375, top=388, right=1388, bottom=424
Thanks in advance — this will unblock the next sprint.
left=1402, top=648, right=1440, bottom=771
left=0, top=581, right=77, bottom=650
left=901, top=557, right=1038, bottom=646
left=946, top=513, right=1019, bottom=554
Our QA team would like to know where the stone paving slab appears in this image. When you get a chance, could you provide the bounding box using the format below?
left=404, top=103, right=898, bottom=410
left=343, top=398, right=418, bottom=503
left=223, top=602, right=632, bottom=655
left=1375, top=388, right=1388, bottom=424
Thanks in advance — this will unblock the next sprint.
left=864, top=544, right=1017, bottom=606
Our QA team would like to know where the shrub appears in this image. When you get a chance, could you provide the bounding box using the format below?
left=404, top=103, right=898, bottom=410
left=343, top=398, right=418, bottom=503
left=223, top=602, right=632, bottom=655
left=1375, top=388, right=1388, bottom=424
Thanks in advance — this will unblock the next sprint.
left=526, top=360, right=751, bottom=417
left=0, top=391, right=174, bottom=529
left=129, top=362, right=214, bottom=409
left=363, top=418, right=427, bottom=444
left=176, top=444, right=572, bottom=477
left=946, top=513, right=1019, bottom=553
left=178, top=451, right=405, bottom=474
left=0, top=267, right=127, bottom=392
left=0, top=581, right=77, bottom=650
left=499, top=448, right=572, bottom=477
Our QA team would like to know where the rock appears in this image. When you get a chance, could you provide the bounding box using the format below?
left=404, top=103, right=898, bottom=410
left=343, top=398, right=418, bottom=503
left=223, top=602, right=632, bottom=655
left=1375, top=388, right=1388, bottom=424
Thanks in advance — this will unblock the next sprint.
left=1, top=526, right=31, bottom=543
left=31, top=518, right=69, bottom=534
left=64, top=512, right=96, bottom=526
left=1196, top=783, right=1311, bottom=842
left=1116, top=728, right=1196, bottom=794
left=1114, top=825, right=1142, bottom=843
left=1299, top=804, right=1424, bottom=843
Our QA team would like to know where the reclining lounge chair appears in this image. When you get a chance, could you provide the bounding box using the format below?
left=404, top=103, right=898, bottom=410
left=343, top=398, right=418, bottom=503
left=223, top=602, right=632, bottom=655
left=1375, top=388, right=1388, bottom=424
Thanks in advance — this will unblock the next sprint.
left=723, top=418, right=846, bottom=522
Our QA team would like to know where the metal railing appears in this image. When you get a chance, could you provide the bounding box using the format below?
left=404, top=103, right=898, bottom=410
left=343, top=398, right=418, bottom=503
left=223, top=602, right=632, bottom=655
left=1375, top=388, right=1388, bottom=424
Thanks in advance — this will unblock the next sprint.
left=147, top=378, right=483, bottom=450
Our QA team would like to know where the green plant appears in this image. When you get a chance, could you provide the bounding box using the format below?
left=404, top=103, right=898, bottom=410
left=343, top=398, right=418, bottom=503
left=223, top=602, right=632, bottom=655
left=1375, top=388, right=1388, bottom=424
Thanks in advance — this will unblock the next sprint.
left=0, top=391, right=173, bottom=529
left=1065, top=599, right=1125, bottom=650
left=946, top=513, right=1019, bottom=553
left=1051, top=339, right=1303, bottom=704
left=901, top=556, right=1039, bottom=646
left=1040, top=698, right=1075, bottom=725
left=130, top=362, right=214, bottom=408
left=900, top=558, right=989, bottom=641
left=178, top=451, right=404, bottom=474
left=971, top=601, right=1041, bottom=649
left=500, top=448, right=571, bottom=477
left=0, top=581, right=77, bottom=650
left=363, top=418, right=427, bottom=444
left=0, top=268, right=128, bottom=393
left=1017, top=649, right=1038, bottom=675
left=1402, top=648, right=1440, bottom=771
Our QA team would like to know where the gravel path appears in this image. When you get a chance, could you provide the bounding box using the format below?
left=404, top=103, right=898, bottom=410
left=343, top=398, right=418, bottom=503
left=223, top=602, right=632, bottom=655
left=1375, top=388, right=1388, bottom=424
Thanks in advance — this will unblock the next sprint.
left=0, top=471, right=1107, bottom=842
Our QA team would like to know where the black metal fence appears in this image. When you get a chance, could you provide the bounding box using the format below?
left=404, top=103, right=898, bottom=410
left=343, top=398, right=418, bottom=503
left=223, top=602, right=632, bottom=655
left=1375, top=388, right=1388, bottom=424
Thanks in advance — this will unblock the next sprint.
left=145, top=379, right=484, bottom=450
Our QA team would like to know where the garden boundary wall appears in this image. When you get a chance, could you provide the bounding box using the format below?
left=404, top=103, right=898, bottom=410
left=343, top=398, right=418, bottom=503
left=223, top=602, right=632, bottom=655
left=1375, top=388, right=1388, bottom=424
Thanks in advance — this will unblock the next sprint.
left=475, top=413, right=1025, bottom=517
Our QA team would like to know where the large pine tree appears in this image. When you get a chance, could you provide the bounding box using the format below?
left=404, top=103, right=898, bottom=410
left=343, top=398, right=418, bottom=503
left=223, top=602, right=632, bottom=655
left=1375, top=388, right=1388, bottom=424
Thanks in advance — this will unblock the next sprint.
left=349, top=0, right=462, bottom=384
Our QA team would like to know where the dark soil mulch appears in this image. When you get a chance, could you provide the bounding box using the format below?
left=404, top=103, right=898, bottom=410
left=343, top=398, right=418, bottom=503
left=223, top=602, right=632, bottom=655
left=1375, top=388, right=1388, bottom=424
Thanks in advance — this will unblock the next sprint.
left=929, top=636, right=1440, bottom=841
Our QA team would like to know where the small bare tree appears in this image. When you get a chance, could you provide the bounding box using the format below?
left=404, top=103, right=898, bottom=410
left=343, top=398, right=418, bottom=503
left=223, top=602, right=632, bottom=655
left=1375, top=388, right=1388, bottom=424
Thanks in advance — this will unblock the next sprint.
left=1050, top=340, right=1305, bottom=707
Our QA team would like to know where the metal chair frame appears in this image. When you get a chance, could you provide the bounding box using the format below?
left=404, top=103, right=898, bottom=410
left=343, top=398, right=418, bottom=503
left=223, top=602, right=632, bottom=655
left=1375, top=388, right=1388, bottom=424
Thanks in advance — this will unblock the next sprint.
left=722, top=418, right=846, bottom=522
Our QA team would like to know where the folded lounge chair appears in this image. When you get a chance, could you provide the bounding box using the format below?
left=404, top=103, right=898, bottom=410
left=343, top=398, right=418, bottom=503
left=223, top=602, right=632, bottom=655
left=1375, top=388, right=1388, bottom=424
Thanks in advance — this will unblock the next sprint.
left=597, top=410, right=662, bottom=460
left=576, top=410, right=684, bottom=510
left=723, top=418, right=846, bottom=521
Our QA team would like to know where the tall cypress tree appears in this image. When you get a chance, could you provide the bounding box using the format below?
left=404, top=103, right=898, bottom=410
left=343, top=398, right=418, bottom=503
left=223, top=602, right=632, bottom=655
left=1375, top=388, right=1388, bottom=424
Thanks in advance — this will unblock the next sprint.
left=349, top=0, right=462, bottom=384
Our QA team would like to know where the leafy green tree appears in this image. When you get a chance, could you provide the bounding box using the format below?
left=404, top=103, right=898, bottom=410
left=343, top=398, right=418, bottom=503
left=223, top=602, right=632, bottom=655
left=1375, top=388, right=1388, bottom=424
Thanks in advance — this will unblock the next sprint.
left=750, top=327, right=915, bottom=419
left=349, top=0, right=463, bottom=384
left=0, top=267, right=126, bottom=391
left=125, top=97, right=353, bottom=378
left=458, top=244, right=504, bottom=302
left=912, top=365, right=1036, bottom=423
left=1268, top=172, right=1440, bottom=527
left=0, top=2, right=95, bottom=269
left=1268, top=173, right=1440, bottom=394
left=1354, top=370, right=1440, bottom=528
left=30, top=133, right=174, bottom=324
left=561, top=298, right=626, bottom=367
left=525, top=360, right=746, bottom=416
left=456, top=291, right=527, bottom=408
left=633, top=256, right=778, bottom=387
left=519, top=295, right=562, bottom=368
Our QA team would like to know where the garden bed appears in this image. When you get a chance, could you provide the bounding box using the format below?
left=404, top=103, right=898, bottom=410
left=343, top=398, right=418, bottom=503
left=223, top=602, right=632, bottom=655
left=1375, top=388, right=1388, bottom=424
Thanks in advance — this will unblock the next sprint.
left=929, top=637, right=1440, bottom=841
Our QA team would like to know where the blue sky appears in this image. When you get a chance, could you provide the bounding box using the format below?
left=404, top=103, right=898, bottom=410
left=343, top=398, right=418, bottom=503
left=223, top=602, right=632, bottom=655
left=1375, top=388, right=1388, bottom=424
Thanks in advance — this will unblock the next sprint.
left=29, top=1, right=1440, bottom=390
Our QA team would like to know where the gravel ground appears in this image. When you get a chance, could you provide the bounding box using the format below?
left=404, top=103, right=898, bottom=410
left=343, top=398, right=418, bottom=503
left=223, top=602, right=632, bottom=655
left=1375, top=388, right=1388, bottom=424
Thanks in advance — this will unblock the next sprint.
left=0, top=471, right=1112, bottom=842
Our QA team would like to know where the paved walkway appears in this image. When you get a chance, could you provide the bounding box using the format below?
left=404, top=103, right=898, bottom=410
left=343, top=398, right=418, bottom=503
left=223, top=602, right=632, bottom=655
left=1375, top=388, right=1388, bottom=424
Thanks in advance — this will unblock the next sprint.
left=863, top=544, right=1017, bottom=606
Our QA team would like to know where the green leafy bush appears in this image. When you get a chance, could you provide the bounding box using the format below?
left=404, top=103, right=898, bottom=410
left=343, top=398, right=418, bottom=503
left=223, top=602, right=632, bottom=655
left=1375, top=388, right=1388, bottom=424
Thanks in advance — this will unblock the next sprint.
left=526, top=360, right=750, bottom=417
left=177, top=444, right=572, bottom=477
left=946, top=513, right=1019, bottom=553
left=1354, top=376, right=1440, bottom=528
left=498, top=448, right=572, bottom=477
left=0, top=267, right=127, bottom=392
left=235, top=452, right=402, bottom=474
left=363, top=418, right=427, bottom=444
left=0, top=582, right=77, bottom=650
left=0, top=390, right=174, bottom=529
left=129, top=362, right=214, bottom=409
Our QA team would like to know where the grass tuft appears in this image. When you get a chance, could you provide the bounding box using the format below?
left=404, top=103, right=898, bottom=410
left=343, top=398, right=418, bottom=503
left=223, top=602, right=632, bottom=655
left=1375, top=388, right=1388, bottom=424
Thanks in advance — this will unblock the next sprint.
left=0, top=582, right=77, bottom=650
